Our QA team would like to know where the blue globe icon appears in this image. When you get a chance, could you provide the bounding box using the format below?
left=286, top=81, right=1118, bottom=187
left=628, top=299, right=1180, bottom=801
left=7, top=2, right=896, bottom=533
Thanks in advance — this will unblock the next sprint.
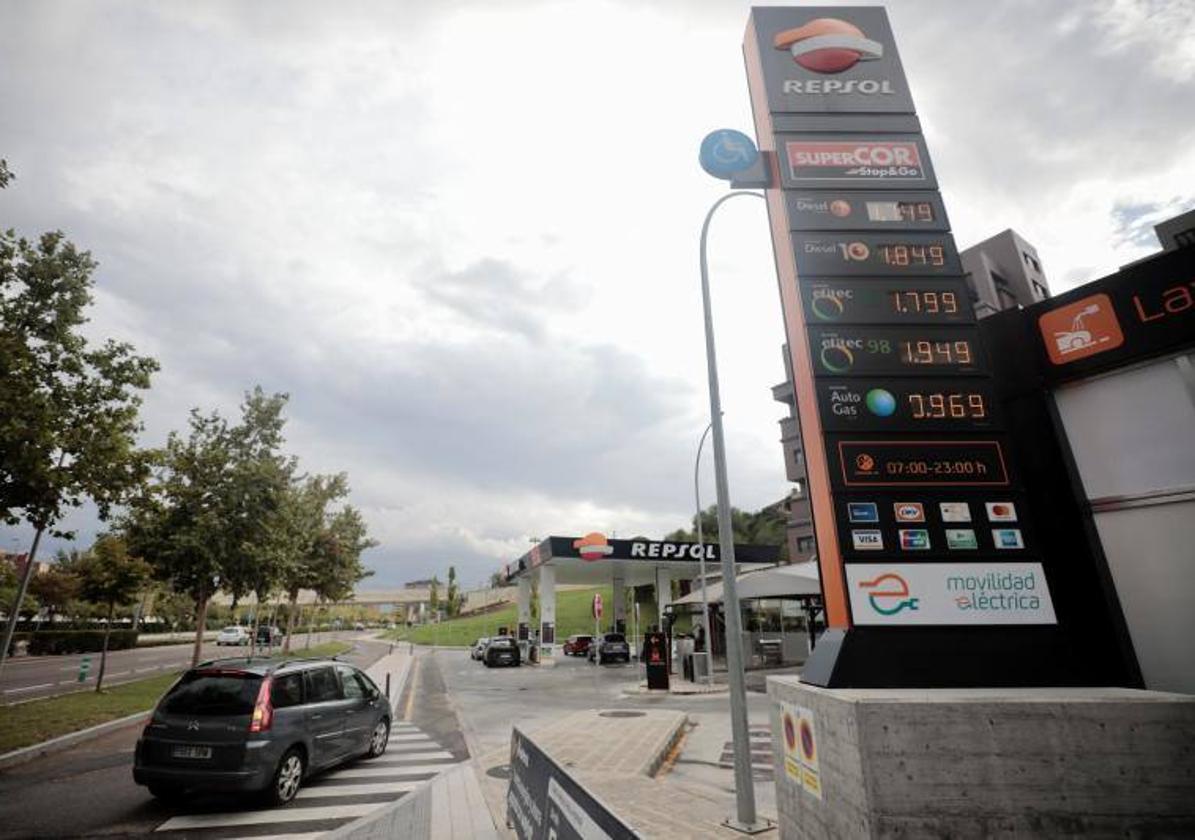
left=865, top=389, right=896, bottom=417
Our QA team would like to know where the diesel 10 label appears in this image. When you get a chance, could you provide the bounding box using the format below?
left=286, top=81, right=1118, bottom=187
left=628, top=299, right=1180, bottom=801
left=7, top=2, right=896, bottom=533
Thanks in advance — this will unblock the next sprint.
left=791, top=231, right=962, bottom=277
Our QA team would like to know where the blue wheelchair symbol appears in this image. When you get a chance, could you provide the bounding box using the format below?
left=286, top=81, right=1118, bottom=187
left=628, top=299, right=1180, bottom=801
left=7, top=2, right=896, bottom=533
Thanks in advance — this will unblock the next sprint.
left=699, top=129, right=760, bottom=179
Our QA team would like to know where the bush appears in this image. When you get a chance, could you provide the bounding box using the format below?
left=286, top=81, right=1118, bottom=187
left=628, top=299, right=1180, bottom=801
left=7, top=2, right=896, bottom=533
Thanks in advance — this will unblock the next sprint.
left=11, top=630, right=140, bottom=656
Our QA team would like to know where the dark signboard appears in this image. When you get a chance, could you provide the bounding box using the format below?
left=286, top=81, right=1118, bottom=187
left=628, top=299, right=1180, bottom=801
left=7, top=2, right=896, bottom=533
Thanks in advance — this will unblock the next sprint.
left=778, top=134, right=937, bottom=190
left=808, top=325, right=986, bottom=376
left=1028, top=246, right=1195, bottom=384
left=801, top=278, right=975, bottom=325
left=828, top=437, right=1012, bottom=489
left=791, top=231, right=961, bottom=277
left=816, top=379, right=999, bottom=432
left=747, top=6, right=916, bottom=115
left=507, top=727, right=639, bottom=840
left=785, top=190, right=949, bottom=232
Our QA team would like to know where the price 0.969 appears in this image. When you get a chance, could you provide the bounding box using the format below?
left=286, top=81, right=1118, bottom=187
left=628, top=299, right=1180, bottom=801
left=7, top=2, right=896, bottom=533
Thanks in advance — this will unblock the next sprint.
left=908, top=392, right=987, bottom=420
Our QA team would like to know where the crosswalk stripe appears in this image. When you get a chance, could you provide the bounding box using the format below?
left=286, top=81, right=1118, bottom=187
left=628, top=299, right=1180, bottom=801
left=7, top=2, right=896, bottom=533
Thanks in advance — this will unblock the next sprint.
left=295, top=780, right=425, bottom=799
left=328, top=761, right=453, bottom=778
left=390, top=733, right=435, bottom=742
left=369, top=749, right=454, bottom=761
left=157, top=803, right=383, bottom=831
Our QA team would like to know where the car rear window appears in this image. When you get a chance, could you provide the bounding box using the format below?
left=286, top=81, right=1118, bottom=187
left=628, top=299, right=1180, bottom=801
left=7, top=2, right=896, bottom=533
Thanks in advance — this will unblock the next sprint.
left=605, top=634, right=626, bottom=642
left=161, top=670, right=262, bottom=716
left=490, top=639, right=514, bottom=649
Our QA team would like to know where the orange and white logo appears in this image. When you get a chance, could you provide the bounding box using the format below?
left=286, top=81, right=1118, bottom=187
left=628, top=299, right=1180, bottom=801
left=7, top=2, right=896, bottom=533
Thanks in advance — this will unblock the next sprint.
left=573, top=532, right=613, bottom=561
left=1039, top=293, right=1124, bottom=365
left=774, top=18, right=883, bottom=73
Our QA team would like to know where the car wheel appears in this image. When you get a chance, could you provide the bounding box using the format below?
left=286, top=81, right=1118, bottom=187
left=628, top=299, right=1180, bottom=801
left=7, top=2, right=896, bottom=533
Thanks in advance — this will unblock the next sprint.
left=266, top=748, right=305, bottom=806
left=148, top=783, right=187, bottom=803
left=483, top=658, right=492, bottom=667
left=367, top=719, right=390, bottom=758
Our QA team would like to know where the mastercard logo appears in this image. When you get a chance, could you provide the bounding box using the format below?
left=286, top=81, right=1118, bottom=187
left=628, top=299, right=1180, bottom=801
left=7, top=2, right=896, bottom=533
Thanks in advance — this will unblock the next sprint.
left=573, top=532, right=613, bottom=561
left=774, top=18, right=884, bottom=74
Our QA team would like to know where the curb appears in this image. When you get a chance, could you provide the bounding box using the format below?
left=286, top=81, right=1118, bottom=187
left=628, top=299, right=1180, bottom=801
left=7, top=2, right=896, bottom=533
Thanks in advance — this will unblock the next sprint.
left=0, top=709, right=151, bottom=772
left=643, top=713, right=690, bottom=778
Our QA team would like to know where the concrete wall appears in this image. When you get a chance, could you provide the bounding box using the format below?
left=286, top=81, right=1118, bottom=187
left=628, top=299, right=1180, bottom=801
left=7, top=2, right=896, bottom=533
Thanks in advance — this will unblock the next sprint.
left=769, top=677, right=1195, bottom=839
left=323, top=776, right=432, bottom=840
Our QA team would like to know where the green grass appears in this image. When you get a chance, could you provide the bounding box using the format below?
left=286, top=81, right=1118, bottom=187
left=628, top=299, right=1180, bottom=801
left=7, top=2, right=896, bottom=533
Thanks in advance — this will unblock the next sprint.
left=383, top=587, right=663, bottom=646
left=0, top=641, right=352, bottom=755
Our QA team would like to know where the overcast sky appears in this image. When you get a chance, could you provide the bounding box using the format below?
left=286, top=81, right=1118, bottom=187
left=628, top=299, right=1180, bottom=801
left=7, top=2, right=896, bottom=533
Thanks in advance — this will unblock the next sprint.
left=2, top=0, right=1192, bottom=589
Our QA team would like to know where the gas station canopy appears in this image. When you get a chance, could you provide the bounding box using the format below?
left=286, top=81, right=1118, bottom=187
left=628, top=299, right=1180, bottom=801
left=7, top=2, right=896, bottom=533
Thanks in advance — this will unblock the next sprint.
left=500, top=533, right=780, bottom=587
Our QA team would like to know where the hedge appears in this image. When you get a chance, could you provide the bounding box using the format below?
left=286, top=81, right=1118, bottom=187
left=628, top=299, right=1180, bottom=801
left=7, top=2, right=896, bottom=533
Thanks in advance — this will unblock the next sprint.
left=10, top=630, right=140, bottom=656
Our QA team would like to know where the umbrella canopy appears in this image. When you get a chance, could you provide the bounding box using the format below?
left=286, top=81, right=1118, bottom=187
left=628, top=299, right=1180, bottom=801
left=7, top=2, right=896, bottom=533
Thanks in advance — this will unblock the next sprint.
left=672, top=561, right=821, bottom=605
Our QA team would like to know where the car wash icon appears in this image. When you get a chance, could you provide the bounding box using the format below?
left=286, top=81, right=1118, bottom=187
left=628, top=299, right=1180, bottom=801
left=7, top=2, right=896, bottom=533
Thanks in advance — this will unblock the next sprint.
left=573, top=532, right=613, bottom=561
left=1039, top=293, right=1125, bottom=365
left=859, top=573, right=919, bottom=616
left=774, top=18, right=884, bottom=73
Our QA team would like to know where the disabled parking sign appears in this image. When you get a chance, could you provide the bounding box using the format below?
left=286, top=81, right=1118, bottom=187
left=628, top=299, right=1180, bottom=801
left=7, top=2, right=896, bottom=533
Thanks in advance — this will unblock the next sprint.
left=699, top=129, right=760, bottom=179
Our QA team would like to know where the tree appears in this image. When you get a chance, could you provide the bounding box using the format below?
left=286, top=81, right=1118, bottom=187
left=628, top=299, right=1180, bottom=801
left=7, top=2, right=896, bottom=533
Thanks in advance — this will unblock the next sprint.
left=446, top=566, right=459, bottom=617
left=429, top=577, right=440, bottom=618
left=28, top=557, right=79, bottom=626
left=277, top=473, right=348, bottom=653
left=124, top=409, right=231, bottom=666
left=74, top=535, right=151, bottom=691
left=0, top=216, right=158, bottom=676
left=0, top=160, right=12, bottom=189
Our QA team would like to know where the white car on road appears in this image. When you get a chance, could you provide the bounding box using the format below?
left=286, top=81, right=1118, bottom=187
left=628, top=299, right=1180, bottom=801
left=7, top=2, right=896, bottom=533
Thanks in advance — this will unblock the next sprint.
left=471, top=637, right=490, bottom=660
left=216, top=626, right=251, bottom=646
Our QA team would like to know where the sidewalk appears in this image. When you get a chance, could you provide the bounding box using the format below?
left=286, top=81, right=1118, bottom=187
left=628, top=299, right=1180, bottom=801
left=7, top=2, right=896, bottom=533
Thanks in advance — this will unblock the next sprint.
left=362, top=642, right=415, bottom=716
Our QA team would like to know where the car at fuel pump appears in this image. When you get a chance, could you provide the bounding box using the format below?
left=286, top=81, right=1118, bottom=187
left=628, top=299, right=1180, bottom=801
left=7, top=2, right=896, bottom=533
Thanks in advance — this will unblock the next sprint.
left=588, top=633, right=631, bottom=664
left=482, top=636, right=521, bottom=667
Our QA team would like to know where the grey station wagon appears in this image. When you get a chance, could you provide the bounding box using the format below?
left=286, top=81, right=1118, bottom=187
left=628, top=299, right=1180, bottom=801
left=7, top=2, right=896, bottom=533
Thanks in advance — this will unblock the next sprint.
left=133, top=657, right=391, bottom=805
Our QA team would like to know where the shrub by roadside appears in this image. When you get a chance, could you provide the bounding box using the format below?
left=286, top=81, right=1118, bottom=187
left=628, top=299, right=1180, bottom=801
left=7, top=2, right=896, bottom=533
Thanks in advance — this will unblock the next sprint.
left=10, top=630, right=139, bottom=656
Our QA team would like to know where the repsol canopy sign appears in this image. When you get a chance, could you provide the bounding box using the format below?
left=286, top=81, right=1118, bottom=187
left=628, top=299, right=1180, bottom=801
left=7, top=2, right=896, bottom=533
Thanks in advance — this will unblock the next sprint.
left=539, top=535, right=780, bottom=565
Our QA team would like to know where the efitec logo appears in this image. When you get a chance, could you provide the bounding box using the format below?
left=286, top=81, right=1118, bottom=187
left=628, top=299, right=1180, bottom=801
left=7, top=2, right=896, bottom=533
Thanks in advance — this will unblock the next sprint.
left=858, top=573, right=920, bottom=616
left=573, top=532, right=613, bottom=561
left=774, top=18, right=883, bottom=73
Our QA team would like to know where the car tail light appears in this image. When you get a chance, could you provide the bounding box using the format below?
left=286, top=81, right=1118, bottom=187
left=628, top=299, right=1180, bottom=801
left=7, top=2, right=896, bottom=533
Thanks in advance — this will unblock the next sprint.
left=249, top=676, right=273, bottom=733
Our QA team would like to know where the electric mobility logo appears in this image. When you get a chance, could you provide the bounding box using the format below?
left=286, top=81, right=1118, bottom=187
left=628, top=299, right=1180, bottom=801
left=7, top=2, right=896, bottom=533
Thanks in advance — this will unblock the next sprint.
left=858, top=573, right=919, bottom=616
left=573, top=532, right=613, bottom=561
left=773, top=18, right=883, bottom=73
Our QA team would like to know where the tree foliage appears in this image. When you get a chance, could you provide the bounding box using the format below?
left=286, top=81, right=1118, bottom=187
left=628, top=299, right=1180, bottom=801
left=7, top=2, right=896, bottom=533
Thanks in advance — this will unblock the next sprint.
left=73, top=534, right=151, bottom=691
left=0, top=231, right=158, bottom=535
left=666, top=502, right=789, bottom=561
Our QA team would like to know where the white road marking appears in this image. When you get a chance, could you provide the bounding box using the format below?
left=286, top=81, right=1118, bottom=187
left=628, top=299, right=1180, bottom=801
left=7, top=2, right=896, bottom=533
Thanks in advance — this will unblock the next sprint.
left=328, top=761, right=454, bottom=778
left=156, top=803, right=383, bottom=830
left=296, top=780, right=424, bottom=798
left=2, top=683, right=53, bottom=694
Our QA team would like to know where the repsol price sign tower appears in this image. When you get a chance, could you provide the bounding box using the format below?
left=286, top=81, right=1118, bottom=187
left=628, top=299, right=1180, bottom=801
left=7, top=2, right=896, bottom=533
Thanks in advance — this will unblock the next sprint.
left=743, top=8, right=1106, bottom=687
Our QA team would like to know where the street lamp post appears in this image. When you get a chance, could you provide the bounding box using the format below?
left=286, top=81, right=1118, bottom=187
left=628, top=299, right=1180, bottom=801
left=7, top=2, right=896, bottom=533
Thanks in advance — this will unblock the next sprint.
left=694, top=421, right=716, bottom=685
left=699, top=188, right=769, bottom=833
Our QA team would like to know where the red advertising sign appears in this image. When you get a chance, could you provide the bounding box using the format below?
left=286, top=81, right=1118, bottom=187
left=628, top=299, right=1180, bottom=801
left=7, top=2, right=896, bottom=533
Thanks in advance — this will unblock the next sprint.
left=786, top=140, right=926, bottom=182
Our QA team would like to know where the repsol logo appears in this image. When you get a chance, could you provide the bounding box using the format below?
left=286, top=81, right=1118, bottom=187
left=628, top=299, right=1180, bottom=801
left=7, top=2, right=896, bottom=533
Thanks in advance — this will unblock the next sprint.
left=783, top=79, right=895, bottom=95
left=629, top=542, right=715, bottom=560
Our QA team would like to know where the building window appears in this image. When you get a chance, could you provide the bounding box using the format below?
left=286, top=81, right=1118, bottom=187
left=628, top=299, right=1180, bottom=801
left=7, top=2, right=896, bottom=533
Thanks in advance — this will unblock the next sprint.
left=1022, top=251, right=1041, bottom=273
left=796, top=536, right=814, bottom=554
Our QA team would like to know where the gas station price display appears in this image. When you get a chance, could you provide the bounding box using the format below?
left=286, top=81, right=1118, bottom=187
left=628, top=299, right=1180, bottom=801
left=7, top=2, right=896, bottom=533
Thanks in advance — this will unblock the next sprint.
left=803, top=279, right=975, bottom=325
left=785, top=191, right=949, bottom=232
left=817, top=380, right=998, bottom=432
left=809, top=325, right=985, bottom=376
left=792, top=232, right=962, bottom=277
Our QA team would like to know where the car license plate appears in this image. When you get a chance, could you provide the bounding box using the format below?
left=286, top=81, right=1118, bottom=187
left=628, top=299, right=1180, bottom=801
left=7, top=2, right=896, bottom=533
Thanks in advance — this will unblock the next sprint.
left=172, top=745, right=212, bottom=760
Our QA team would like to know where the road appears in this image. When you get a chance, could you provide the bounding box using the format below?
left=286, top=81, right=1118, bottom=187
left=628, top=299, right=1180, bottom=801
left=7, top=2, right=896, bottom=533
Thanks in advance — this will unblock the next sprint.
left=0, top=632, right=358, bottom=704
left=0, top=637, right=464, bottom=839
